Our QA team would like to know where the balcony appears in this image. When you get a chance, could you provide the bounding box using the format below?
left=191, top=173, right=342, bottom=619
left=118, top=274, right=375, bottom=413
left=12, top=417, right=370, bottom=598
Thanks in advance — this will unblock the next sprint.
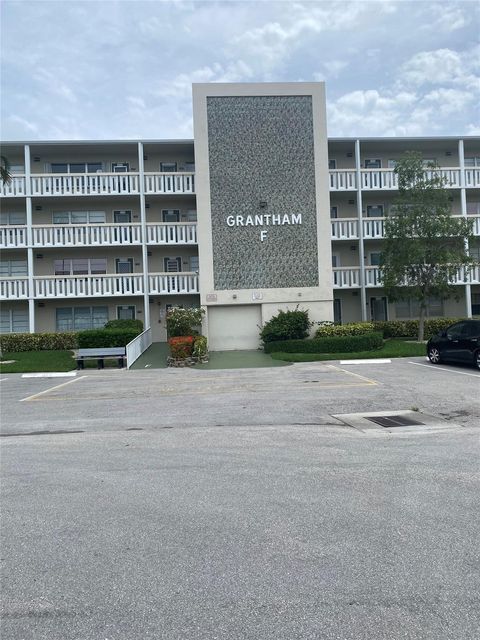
left=331, top=215, right=480, bottom=241
left=0, top=172, right=196, bottom=198
left=329, top=167, right=480, bottom=192
left=332, top=266, right=480, bottom=289
left=0, top=223, right=198, bottom=249
left=0, top=273, right=200, bottom=300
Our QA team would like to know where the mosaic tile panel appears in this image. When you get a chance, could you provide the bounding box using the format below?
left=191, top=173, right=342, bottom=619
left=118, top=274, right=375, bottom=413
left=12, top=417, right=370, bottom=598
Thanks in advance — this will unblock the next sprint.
left=207, top=95, right=319, bottom=290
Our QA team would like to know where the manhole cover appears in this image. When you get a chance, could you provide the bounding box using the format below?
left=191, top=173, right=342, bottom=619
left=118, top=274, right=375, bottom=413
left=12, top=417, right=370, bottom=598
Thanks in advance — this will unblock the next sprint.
left=366, top=415, right=424, bottom=428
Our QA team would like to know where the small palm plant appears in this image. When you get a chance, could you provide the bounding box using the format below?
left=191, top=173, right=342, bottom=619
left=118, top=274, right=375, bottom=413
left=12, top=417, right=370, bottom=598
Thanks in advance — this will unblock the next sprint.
left=1, top=155, right=12, bottom=184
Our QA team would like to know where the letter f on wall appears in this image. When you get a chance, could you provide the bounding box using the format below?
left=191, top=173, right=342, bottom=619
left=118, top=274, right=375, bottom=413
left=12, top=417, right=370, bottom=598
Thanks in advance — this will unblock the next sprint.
left=260, top=230, right=268, bottom=242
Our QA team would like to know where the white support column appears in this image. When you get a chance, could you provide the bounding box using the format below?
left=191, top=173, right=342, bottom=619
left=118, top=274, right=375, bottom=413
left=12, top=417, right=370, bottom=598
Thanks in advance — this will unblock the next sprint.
left=459, top=139, right=472, bottom=318
left=24, top=144, right=35, bottom=333
left=355, top=139, right=367, bottom=321
left=138, top=142, right=151, bottom=330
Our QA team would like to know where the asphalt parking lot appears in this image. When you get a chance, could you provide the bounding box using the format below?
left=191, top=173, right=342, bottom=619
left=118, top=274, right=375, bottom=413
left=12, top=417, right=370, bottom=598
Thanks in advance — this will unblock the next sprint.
left=1, top=357, right=479, bottom=639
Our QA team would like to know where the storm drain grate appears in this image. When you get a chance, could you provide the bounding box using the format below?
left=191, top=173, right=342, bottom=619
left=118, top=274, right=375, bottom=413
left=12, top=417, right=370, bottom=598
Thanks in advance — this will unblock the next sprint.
left=366, top=415, right=424, bottom=428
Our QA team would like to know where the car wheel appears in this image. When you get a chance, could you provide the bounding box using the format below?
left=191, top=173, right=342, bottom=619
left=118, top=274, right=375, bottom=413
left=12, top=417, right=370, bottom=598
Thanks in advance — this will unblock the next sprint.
left=475, top=350, right=480, bottom=371
left=428, top=346, right=442, bottom=364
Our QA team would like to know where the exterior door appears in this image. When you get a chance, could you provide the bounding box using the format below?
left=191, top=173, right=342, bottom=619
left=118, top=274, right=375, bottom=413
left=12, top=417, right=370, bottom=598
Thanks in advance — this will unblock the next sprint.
left=370, top=297, right=387, bottom=321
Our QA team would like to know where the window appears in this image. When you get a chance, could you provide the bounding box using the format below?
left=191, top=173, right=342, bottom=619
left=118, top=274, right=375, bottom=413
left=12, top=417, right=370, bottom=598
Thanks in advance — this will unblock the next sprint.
left=50, top=162, right=103, bottom=173
left=387, top=159, right=397, bottom=169
left=113, top=210, right=132, bottom=223
left=184, top=162, right=195, bottom=172
left=0, top=212, right=26, bottom=225
left=115, top=258, right=133, bottom=274
left=366, top=205, right=384, bottom=217
left=333, top=299, right=342, bottom=324
left=0, top=260, right=28, bottom=276
left=465, top=157, right=480, bottom=167
left=364, top=159, right=381, bottom=169
left=53, top=211, right=106, bottom=224
left=470, top=246, right=480, bottom=262
left=422, top=158, right=436, bottom=167
left=395, top=298, right=444, bottom=319
left=117, top=305, right=136, bottom=320
left=472, top=293, right=480, bottom=316
left=466, top=202, right=480, bottom=216
left=0, top=309, right=28, bottom=334
left=160, top=162, right=177, bottom=172
left=186, top=209, right=197, bottom=222
left=162, top=209, right=180, bottom=223
left=370, top=252, right=381, bottom=266
left=330, top=206, right=338, bottom=219
left=54, top=258, right=107, bottom=275
left=329, top=159, right=337, bottom=170
left=112, top=163, right=129, bottom=173
left=56, top=306, right=108, bottom=331
left=331, top=255, right=340, bottom=268
left=190, top=256, right=199, bottom=272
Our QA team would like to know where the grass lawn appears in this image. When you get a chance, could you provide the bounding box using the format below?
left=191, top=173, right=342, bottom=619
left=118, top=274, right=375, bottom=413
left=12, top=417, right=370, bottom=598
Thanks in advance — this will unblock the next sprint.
left=0, top=350, right=76, bottom=373
left=270, top=338, right=426, bottom=363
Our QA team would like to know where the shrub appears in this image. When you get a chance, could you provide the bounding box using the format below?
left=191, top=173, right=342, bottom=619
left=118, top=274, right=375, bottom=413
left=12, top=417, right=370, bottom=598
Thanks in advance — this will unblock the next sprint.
left=373, top=317, right=464, bottom=339
left=192, top=335, right=208, bottom=359
left=77, top=329, right=139, bottom=348
left=167, top=307, right=205, bottom=337
left=315, top=321, right=375, bottom=338
left=104, top=319, right=143, bottom=334
left=0, top=332, right=78, bottom=353
left=264, top=332, right=383, bottom=354
left=168, top=336, right=195, bottom=359
left=260, top=308, right=312, bottom=343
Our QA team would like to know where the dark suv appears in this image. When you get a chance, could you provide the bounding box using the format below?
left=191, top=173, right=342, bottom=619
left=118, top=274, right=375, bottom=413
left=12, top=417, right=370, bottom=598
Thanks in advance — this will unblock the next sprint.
left=427, top=319, right=480, bottom=370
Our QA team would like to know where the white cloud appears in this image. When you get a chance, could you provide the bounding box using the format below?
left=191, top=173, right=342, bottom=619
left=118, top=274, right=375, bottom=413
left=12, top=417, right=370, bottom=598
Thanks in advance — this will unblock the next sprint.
left=398, top=47, right=479, bottom=90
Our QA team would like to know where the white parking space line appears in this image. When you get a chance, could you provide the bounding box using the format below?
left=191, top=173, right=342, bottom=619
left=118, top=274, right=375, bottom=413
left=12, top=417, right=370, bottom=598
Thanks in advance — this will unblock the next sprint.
left=340, top=359, right=391, bottom=365
left=409, top=362, right=480, bottom=378
left=20, top=376, right=87, bottom=402
left=22, top=371, right=77, bottom=379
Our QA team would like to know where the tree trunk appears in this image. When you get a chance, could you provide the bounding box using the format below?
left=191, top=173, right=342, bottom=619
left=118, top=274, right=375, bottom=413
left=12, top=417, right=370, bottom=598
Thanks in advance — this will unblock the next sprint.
left=418, top=305, right=426, bottom=342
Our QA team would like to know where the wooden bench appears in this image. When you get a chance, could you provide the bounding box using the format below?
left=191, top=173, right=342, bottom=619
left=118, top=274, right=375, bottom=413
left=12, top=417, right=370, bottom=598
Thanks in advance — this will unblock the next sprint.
left=76, top=347, right=126, bottom=369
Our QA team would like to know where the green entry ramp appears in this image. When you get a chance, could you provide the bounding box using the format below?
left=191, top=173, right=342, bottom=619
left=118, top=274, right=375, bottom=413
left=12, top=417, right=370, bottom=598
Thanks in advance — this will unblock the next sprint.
left=130, top=343, right=290, bottom=370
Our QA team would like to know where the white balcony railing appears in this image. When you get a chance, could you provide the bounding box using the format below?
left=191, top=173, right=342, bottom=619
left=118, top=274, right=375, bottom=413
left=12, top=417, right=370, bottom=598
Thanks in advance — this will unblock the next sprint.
left=0, top=223, right=199, bottom=248
left=0, top=278, right=29, bottom=299
left=333, top=265, right=480, bottom=289
left=148, top=272, right=199, bottom=295
left=144, top=172, right=195, bottom=194
left=0, top=226, right=27, bottom=247
left=32, top=224, right=143, bottom=247
left=30, top=173, right=140, bottom=197
left=0, top=176, right=27, bottom=197
left=330, top=215, right=480, bottom=242
left=329, top=167, right=470, bottom=192
left=34, top=274, right=145, bottom=298
left=146, top=223, right=197, bottom=244
left=1, top=273, right=200, bottom=300
left=332, top=267, right=361, bottom=289
left=331, top=218, right=359, bottom=240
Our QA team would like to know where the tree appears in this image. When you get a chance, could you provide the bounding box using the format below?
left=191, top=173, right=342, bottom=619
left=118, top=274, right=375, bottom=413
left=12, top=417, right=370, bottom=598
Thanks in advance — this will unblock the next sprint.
left=1, top=155, right=12, bottom=185
left=380, top=151, right=474, bottom=342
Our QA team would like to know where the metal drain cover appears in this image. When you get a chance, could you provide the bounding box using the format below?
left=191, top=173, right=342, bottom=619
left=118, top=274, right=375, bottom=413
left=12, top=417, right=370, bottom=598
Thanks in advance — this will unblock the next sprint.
left=366, top=415, right=424, bottom=428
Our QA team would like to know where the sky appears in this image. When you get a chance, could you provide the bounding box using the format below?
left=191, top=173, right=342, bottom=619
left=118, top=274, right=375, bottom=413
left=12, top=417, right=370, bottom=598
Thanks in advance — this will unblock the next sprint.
left=1, top=0, right=479, bottom=141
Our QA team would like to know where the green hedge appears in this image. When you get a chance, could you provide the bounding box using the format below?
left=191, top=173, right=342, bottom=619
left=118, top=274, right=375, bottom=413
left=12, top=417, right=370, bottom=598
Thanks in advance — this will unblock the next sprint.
left=315, top=321, right=375, bottom=338
left=104, top=319, right=143, bottom=334
left=0, top=332, right=78, bottom=353
left=373, top=318, right=465, bottom=338
left=77, top=329, right=139, bottom=348
left=260, top=309, right=312, bottom=343
left=264, top=332, right=383, bottom=354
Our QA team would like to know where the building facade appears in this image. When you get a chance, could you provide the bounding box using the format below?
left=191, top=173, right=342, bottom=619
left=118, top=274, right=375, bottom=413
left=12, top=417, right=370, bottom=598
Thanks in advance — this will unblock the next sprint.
left=1, top=82, right=479, bottom=350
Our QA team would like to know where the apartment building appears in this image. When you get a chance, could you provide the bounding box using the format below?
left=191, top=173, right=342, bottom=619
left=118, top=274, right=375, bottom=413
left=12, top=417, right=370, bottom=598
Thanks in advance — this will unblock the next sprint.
left=1, top=82, right=479, bottom=351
